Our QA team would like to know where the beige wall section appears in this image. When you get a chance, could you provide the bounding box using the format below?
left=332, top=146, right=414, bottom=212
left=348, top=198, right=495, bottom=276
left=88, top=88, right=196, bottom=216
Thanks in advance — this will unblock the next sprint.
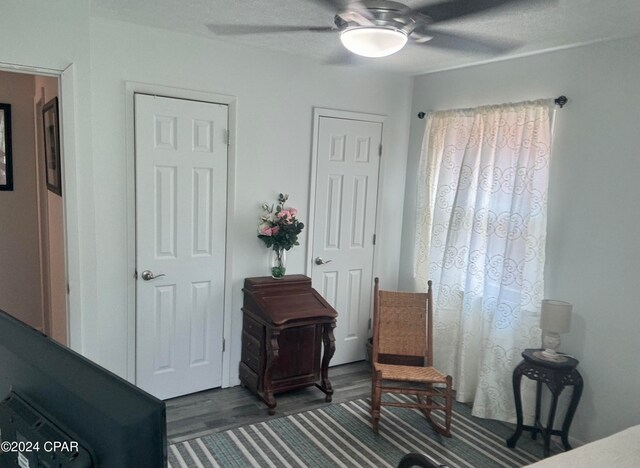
left=34, top=75, right=67, bottom=345
left=47, top=187, right=67, bottom=343
left=0, top=70, right=42, bottom=329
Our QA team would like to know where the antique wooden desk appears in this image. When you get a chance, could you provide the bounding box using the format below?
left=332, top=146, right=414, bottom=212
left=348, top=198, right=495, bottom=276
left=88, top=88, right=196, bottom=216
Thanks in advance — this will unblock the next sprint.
left=239, top=275, right=337, bottom=414
left=507, top=348, right=583, bottom=457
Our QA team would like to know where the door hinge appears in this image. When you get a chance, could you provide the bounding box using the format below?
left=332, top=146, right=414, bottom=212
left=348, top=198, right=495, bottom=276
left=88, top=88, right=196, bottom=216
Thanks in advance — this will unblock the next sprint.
left=378, top=144, right=382, bottom=157
left=373, top=234, right=376, bottom=245
left=134, top=270, right=138, bottom=280
left=368, top=318, right=372, bottom=330
left=67, top=284, right=70, bottom=295
left=225, top=129, right=230, bottom=145
left=222, top=338, right=226, bottom=353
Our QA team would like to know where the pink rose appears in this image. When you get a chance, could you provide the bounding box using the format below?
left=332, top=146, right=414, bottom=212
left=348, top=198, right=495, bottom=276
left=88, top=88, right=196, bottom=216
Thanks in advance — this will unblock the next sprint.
left=290, top=208, right=298, bottom=217
left=277, top=210, right=291, bottom=223
left=271, top=225, right=280, bottom=235
left=259, top=223, right=273, bottom=236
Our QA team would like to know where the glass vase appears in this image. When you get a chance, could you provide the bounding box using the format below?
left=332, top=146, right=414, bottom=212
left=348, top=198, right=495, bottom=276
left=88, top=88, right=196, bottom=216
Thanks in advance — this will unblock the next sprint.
left=270, top=248, right=287, bottom=279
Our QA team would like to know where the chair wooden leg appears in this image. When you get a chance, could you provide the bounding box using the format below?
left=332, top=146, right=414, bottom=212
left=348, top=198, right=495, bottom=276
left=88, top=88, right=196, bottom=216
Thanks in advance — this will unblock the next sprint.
left=443, top=376, right=453, bottom=436
left=429, top=376, right=453, bottom=437
left=416, top=391, right=432, bottom=421
left=371, top=371, right=382, bottom=433
left=416, top=394, right=428, bottom=420
left=370, top=374, right=376, bottom=408
left=424, top=383, right=433, bottom=418
left=422, top=379, right=453, bottom=438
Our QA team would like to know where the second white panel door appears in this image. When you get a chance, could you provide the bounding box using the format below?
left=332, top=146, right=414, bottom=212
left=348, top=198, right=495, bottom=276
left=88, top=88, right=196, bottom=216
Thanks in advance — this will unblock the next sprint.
left=311, top=114, right=382, bottom=366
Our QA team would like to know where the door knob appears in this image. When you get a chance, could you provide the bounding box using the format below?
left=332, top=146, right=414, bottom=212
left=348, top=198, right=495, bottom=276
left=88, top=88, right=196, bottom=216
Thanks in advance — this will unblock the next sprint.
left=315, top=257, right=333, bottom=266
left=141, top=270, right=166, bottom=281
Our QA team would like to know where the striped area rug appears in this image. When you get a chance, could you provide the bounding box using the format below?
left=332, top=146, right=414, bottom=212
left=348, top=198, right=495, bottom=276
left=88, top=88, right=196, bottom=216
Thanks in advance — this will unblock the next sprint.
left=168, top=396, right=548, bottom=468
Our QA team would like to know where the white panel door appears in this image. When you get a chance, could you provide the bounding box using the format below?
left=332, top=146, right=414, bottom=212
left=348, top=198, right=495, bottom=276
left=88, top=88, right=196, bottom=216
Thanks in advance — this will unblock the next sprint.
left=135, top=94, right=228, bottom=400
left=311, top=115, right=382, bottom=366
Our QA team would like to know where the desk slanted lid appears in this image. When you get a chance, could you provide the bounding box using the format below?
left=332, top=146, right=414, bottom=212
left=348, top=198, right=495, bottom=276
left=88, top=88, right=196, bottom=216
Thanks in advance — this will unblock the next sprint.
left=243, top=275, right=337, bottom=325
left=243, top=275, right=311, bottom=292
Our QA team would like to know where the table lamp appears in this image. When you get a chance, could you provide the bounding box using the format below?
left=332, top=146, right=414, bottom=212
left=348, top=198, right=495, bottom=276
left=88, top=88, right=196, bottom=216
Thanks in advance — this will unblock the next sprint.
left=540, top=299, right=572, bottom=360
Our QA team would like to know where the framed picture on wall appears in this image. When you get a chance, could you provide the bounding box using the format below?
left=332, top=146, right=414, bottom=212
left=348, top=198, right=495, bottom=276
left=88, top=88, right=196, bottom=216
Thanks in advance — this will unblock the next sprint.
left=0, top=103, right=13, bottom=191
left=43, top=97, right=62, bottom=196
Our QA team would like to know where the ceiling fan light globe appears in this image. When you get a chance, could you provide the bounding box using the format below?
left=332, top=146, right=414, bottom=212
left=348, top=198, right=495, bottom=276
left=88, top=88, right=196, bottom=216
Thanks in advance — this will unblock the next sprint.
left=340, top=27, right=408, bottom=58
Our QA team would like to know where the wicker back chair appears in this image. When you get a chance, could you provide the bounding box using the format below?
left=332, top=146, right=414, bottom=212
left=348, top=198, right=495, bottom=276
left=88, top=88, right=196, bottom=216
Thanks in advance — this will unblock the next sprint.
left=371, top=277, right=453, bottom=437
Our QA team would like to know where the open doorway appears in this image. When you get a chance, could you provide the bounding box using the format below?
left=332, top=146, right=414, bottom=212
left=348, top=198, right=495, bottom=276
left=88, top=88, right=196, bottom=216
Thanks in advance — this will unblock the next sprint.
left=0, top=69, right=67, bottom=345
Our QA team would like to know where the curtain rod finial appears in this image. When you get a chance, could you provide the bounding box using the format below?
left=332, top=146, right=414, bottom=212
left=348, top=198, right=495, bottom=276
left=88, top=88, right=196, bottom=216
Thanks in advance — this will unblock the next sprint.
left=417, top=112, right=426, bottom=119
left=555, top=96, right=568, bottom=108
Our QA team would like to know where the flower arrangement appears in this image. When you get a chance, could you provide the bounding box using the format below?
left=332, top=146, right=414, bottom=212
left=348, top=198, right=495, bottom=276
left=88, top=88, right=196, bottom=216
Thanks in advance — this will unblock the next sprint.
left=258, top=193, right=304, bottom=278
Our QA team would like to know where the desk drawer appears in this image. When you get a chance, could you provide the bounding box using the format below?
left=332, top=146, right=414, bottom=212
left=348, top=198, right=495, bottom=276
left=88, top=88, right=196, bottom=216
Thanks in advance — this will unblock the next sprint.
left=239, top=362, right=259, bottom=392
left=243, top=315, right=263, bottom=340
left=242, top=331, right=261, bottom=354
left=242, top=332, right=262, bottom=372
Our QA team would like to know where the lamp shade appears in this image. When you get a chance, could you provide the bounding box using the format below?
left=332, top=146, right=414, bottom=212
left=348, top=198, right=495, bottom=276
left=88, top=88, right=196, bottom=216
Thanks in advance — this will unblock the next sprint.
left=340, top=27, right=408, bottom=58
left=540, top=299, right=572, bottom=333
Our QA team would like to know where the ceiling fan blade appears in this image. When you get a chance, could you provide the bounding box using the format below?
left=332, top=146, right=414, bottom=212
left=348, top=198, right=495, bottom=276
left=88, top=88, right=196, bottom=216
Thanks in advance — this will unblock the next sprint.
left=208, top=24, right=335, bottom=36
left=333, top=1, right=376, bottom=24
left=307, top=0, right=352, bottom=11
left=339, top=10, right=375, bottom=25
left=419, top=30, right=521, bottom=54
left=308, top=0, right=373, bottom=15
left=409, top=0, right=553, bottom=24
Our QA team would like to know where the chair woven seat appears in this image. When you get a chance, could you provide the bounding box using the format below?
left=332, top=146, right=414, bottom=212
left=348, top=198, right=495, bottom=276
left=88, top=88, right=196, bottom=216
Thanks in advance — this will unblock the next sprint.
left=370, top=278, right=453, bottom=437
left=374, top=363, right=448, bottom=384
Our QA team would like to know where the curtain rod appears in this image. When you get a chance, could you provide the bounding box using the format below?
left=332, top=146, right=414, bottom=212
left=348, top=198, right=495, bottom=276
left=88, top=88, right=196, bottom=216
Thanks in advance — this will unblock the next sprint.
left=416, top=95, right=569, bottom=119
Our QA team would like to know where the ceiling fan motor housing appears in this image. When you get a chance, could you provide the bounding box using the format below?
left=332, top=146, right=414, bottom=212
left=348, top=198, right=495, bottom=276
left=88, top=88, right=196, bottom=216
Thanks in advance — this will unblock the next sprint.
left=334, top=0, right=431, bottom=37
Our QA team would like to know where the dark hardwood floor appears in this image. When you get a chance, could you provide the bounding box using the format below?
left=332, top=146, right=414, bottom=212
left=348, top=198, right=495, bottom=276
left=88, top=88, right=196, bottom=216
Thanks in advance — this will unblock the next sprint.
left=166, top=361, right=372, bottom=443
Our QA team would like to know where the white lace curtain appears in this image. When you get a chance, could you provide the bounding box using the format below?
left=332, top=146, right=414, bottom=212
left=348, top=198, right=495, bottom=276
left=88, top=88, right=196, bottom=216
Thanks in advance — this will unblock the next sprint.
left=414, top=100, right=554, bottom=422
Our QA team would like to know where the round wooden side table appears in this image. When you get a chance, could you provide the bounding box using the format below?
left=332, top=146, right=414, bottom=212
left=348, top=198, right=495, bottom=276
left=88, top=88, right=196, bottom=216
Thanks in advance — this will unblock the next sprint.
left=506, top=348, right=583, bottom=457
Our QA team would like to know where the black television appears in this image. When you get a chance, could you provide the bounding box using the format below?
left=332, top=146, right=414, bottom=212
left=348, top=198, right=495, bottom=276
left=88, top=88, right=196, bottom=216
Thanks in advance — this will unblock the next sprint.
left=0, top=309, right=167, bottom=467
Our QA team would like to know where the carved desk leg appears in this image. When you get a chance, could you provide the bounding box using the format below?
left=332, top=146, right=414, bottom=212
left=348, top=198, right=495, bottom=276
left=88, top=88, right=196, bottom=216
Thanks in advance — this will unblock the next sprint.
left=506, top=362, right=526, bottom=448
left=317, top=322, right=336, bottom=402
left=561, top=370, right=583, bottom=451
left=264, top=329, right=281, bottom=415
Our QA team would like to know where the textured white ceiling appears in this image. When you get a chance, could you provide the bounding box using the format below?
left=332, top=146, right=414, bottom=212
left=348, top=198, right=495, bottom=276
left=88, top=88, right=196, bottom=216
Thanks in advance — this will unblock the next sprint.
left=91, top=0, right=640, bottom=75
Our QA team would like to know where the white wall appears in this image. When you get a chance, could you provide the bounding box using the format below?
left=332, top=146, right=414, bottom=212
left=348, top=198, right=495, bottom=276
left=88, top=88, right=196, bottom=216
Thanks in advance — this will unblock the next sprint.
left=89, top=18, right=412, bottom=382
left=0, top=71, right=42, bottom=329
left=400, top=35, right=640, bottom=443
left=0, top=2, right=411, bottom=387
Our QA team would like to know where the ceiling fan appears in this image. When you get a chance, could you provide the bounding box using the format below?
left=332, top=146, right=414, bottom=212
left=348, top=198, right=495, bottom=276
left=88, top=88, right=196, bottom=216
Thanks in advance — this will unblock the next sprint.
left=208, top=0, right=541, bottom=59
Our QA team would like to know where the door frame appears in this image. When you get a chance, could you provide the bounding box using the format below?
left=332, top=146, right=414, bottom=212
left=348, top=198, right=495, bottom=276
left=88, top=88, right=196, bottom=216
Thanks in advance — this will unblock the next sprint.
left=306, top=107, right=386, bottom=334
left=33, top=83, right=51, bottom=336
left=0, top=61, right=78, bottom=350
left=124, top=82, right=237, bottom=387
